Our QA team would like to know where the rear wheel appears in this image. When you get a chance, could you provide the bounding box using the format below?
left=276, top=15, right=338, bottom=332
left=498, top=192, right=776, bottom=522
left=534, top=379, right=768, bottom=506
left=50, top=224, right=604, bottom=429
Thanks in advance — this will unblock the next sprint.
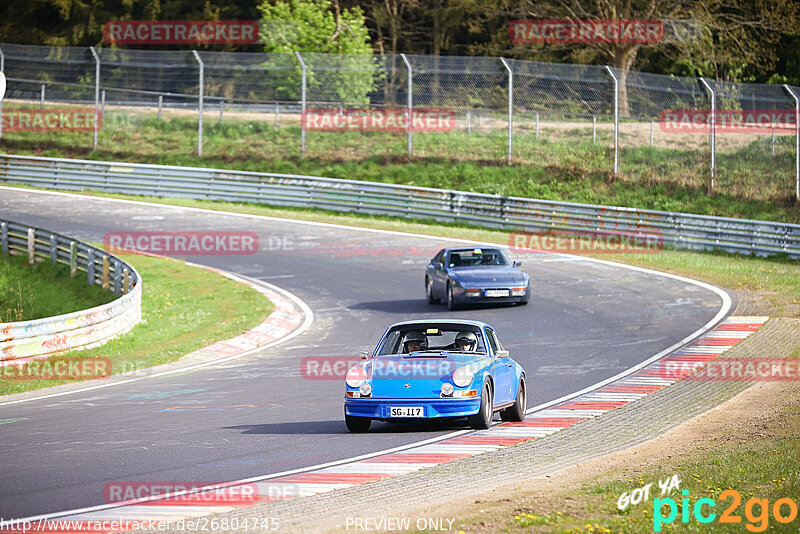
left=468, top=383, right=493, bottom=429
left=447, top=283, right=459, bottom=311
left=345, top=413, right=371, bottom=432
left=500, top=377, right=527, bottom=422
left=426, top=277, right=440, bottom=304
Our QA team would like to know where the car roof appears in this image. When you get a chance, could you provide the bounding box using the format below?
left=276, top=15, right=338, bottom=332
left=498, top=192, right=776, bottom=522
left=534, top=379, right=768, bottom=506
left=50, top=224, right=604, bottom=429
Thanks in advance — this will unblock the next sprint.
left=387, top=319, right=492, bottom=329
left=443, top=246, right=505, bottom=253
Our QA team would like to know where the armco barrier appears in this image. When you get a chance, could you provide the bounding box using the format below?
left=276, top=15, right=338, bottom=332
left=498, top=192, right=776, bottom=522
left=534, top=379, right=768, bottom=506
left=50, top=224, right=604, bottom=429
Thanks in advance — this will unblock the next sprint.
left=1, top=153, right=798, bottom=258
left=0, top=218, right=141, bottom=363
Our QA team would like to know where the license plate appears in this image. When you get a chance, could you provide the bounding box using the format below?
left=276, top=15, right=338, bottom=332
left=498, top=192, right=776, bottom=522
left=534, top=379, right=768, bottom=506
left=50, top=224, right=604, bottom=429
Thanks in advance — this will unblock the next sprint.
left=389, top=406, right=424, bottom=417
left=485, top=289, right=509, bottom=297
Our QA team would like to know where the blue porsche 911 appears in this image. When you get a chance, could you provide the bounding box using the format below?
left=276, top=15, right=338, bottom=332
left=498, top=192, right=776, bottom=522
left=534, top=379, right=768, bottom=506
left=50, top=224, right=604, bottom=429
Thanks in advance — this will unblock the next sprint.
left=344, top=320, right=527, bottom=432
left=425, top=247, right=531, bottom=310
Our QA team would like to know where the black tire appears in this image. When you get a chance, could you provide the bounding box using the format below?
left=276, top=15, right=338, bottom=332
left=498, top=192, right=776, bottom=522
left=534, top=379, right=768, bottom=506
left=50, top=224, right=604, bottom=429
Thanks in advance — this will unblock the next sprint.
left=426, top=277, right=440, bottom=304
left=345, top=414, right=371, bottom=432
left=500, top=377, right=527, bottom=422
left=468, top=383, right=493, bottom=429
left=447, top=283, right=459, bottom=311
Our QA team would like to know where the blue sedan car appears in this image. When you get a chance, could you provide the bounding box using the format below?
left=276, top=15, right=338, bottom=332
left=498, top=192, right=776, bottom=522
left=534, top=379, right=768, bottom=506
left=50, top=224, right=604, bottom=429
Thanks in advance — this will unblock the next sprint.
left=425, top=247, right=531, bottom=310
left=344, top=320, right=527, bottom=432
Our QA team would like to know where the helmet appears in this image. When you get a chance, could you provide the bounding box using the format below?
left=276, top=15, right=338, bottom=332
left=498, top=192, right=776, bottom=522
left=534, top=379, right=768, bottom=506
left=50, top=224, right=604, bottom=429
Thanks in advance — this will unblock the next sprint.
left=455, top=331, right=478, bottom=351
left=403, top=331, right=428, bottom=353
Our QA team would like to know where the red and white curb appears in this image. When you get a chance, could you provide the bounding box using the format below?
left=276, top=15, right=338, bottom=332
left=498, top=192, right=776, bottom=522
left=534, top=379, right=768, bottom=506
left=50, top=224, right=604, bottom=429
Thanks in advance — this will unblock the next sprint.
left=18, top=316, right=767, bottom=529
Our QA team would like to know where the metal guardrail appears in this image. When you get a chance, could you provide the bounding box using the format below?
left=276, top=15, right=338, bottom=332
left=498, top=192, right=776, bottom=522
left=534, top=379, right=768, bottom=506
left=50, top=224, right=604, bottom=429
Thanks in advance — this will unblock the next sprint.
left=1, top=153, right=798, bottom=258
left=0, top=217, right=142, bottom=361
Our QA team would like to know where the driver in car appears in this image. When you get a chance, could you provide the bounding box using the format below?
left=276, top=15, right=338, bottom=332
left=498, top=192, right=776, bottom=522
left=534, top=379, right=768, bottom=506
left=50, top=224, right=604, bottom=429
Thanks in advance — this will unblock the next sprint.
left=402, top=331, right=428, bottom=353
left=453, top=331, right=478, bottom=352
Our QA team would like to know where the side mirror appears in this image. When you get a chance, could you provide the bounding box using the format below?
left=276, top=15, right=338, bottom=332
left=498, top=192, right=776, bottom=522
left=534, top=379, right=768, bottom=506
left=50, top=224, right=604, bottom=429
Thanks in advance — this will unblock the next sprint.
left=360, top=350, right=370, bottom=360
left=513, top=260, right=522, bottom=267
left=496, top=349, right=510, bottom=358
left=433, top=262, right=443, bottom=269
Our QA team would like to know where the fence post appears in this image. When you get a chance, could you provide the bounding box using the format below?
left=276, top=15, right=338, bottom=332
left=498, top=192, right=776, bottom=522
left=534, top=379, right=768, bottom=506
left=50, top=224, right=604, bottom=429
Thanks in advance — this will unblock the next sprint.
left=219, top=99, right=224, bottom=124
left=158, top=95, right=163, bottom=121
left=0, top=47, right=4, bottom=142
left=89, top=46, right=100, bottom=150
left=69, top=241, right=77, bottom=276
left=40, top=84, right=45, bottom=109
left=500, top=58, right=513, bottom=164
left=295, top=52, right=307, bottom=155
left=699, top=77, right=716, bottom=189
left=101, top=89, right=106, bottom=120
left=27, top=228, right=35, bottom=265
left=400, top=53, right=413, bottom=157
left=87, top=249, right=95, bottom=285
left=784, top=84, right=800, bottom=201
left=1, top=222, right=8, bottom=255
left=604, top=66, right=619, bottom=175
left=192, top=50, right=204, bottom=156
left=593, top=116, right=596, bottom=143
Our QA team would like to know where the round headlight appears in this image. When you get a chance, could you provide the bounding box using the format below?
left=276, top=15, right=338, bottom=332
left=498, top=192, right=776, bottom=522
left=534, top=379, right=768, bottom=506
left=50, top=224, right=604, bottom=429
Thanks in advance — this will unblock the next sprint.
left=453, top=365, right=476, bottom=387
left=359, top=383, right=372, bottom=396
left=441, top=383, right=454, bottom=396
left=346, top=365, right=368, bottom=388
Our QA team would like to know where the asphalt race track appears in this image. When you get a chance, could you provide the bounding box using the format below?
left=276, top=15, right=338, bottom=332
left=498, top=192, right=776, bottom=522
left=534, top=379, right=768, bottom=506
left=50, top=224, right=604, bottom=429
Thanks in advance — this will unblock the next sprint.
left=0, top=188, right=729, bottom=519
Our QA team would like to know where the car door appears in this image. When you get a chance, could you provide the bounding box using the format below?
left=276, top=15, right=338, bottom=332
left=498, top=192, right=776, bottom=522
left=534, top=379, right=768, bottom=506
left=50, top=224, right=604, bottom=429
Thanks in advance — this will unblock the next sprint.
left=486, top=328, right=514, bottom=406
left=433, top=250, right=450, bottom=295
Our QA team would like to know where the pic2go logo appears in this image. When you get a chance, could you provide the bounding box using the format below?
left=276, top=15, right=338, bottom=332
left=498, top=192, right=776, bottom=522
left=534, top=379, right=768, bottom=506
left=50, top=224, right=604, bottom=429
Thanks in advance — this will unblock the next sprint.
left=654, top=489, right=799, bottom=532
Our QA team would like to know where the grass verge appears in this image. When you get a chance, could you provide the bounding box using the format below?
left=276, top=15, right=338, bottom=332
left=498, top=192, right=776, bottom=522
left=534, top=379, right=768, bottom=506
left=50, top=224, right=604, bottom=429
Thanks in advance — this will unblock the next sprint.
left=0, top=251, right=274, bottom=395
left=2, top=111, right=799, bottom=223
left=0, top=252, right=115, bottom=322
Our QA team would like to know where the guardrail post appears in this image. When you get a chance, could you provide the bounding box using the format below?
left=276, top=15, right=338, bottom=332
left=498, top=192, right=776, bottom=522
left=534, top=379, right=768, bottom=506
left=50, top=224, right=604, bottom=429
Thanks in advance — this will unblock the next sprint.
left=275, top=101, right=280, bottom=128
left=784, top=84, right=800, bottom=202
left=113, top=259, right=121, bottom=295
left=401, top=54, right=413, bottom=157
left=157, top=95, right=163, bottom=121
left=49, top=234, right=57, bottom=263
left=296, top=52, right=307, bottom=155
left=90, top=46, right=100, bottom=151
left=500, top=58, right=513, bottom=164
left=87, top=248, right=95, bottom=285
left=699, top=77, right=716, bottom=189
left=102, top=255, right=110, bottom=290
left=27, top=228, right=35, bottom=264
left=219, top=99, right=224, bottom=124
left=123, top=267, right=130, bottom=295
left=1, top=222, right=7, bottom=255
left=69, top=241, right=77, bottom=276
left=604, top=66, right=619, bottom=175
left=40, top=84, right=45, bottom=110
left=192, top=50, right=204, bottom=156
left=0, top=47, right=5, bottom=142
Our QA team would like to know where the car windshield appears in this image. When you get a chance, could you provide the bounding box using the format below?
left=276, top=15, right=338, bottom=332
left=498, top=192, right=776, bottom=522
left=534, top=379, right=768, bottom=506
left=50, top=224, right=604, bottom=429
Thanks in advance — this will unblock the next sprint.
left=448, top=248, right=509, bottom=268
left=377, top=326, right=487, bottom=356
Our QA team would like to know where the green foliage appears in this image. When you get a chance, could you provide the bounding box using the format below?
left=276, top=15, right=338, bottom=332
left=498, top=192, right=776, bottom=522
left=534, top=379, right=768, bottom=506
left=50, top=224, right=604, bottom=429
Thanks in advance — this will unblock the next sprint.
left=258, top=0, right=378, bottom=104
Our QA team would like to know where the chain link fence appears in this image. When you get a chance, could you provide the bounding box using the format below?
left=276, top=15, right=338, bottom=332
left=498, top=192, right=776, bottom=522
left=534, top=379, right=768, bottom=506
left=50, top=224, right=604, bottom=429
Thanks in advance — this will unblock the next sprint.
left=0, top=42, right=798, bottom=201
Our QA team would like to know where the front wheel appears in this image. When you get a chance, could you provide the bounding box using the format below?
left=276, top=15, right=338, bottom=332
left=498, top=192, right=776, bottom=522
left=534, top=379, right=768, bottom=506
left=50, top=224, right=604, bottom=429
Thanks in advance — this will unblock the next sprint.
left=468, top=383, right=493, bottom=429
left=500, top=377, right=527, bottom=422
left=345, top=413, right=371, bottom=432
left=447, top=283, right=459, bottom=311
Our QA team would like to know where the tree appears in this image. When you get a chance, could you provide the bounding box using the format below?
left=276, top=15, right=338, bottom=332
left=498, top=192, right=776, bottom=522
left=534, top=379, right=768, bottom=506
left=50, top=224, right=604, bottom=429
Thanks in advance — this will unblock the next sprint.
left=258, top=0, right=378, bottom=104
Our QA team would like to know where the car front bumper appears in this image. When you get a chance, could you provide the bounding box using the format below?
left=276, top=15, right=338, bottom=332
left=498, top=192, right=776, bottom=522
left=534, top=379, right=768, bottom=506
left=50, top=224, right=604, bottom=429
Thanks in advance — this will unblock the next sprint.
left=344, top=397, right=481, bottom=419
